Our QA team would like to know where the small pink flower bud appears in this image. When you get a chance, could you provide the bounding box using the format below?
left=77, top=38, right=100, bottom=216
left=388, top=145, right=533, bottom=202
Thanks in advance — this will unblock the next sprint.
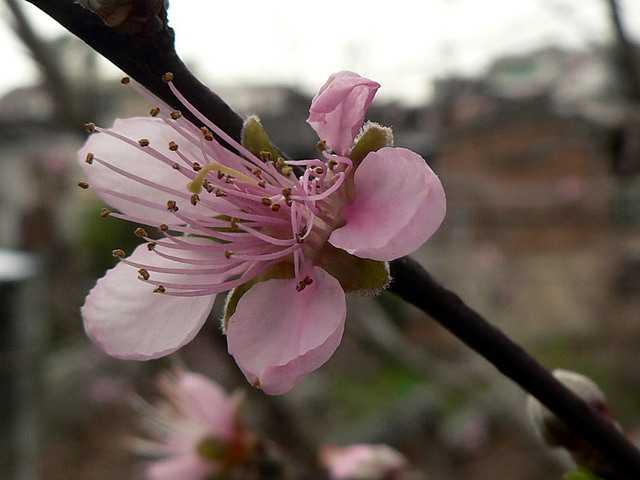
left=320, top=444, right=409, bottom=480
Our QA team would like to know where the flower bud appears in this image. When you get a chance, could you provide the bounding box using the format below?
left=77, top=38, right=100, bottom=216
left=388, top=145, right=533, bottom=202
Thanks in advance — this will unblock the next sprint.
left=320, top=444, right=409, bottom=480
left=527, top=369, right=609, bottom=448
left=527, top=369, right=622, bottom=478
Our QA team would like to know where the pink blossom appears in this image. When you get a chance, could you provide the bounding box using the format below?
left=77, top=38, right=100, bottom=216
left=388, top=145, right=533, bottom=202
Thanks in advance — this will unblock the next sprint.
left=132, top=370, right=248, bottom=480
left=321, top=444, right=409, bottom=480
left=79, top=71, right=446, bottom=394
left=308, top=71, right=380, bottom=156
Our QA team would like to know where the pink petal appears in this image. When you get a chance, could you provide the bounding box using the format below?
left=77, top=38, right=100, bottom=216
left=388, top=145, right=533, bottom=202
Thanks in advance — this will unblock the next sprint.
left=82, top=243, right=217, bottom=360
left=226, top=267, right=346, bottom=395
left=177, top=372, right=237, bottom=438
left=329, top=147, right=446, bottom=261
left=79, top=117, right=204, bottom=224
left=307, top=71, right=380, bottom=156
left=145, top=455, right=217, bottom=480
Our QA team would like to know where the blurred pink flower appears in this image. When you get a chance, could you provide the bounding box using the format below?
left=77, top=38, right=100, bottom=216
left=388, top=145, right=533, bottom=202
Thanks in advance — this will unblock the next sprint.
left=133, top=370, right=249, bottom=480
left=79, top=71, right=446, bottom=394
left=321, top=444, right=409, bottom=480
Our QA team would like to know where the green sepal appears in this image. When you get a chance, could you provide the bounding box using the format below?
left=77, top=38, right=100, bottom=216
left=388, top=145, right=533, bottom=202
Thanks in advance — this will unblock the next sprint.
left=316, top=243, right=389, bottom=294
left=564, top=467, right=602, bottom=480
left=348, top=122, right=394, bottom=167
left=222, top=263, right=295, bottom=331
left=241, top=115, right=281, bottom=163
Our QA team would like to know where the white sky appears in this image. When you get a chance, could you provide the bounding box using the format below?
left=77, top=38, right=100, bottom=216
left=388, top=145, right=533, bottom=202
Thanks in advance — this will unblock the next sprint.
left=1, top=0, right=640, bottom=105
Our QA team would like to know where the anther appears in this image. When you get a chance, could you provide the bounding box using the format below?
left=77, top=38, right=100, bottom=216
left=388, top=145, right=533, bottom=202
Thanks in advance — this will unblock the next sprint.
left=134, top=227, right=148, bottom=237
left=166, top=200, right=178, bottom=212
left=286, top=198, right=293, bottom=207
left=252, top=169, right=262, bottom=177
left=100, top=208, right=111, bottom=218
left=317, top=140, right=327, bottom=152
left=172, top=163, right=180, bottom=170
left=258, top=180, right=267, bottom=188
left=296, top=276, right=313, bottom=292
left=162, top=72, right=174, bottom=83
left=190, top=194, right=200, bottom=206
left=77, top=181, right=89, bottom=189
left=170, top=110, right=182, bottom=120
left=215, top=189, right=226, bottom=197
left=260, top=151, right=272, bottom=161
left=84, top=122, right=96, bottom=133
left=85, top=152, right=94, bottom=164
left=120, top=76, right=130, bottom=84
left=159, top=224, right=169, bottom=231
left=203, top=180, right=214, bottom=193
left=281, top=166, right=293, bottom=176
left=314, top=167, right=324, bottom=175
left=276, top=158, right=286, bottom=168
left=270, top=204, right=281, bottom=212
left=217, top=171, right=225, bottom=180
left=192, top=162, right=202, bottom=171
left=282, top=188, right=292, bottom=197
left=327, top=159, right=338, bottom=170
left=224, top=249, right=234, bottom=259
left=204, top=132, right=214, bottom=141
left=138, top=269, right=150, bottom=280
left=150, top=107, right=160, bottom=117
left=230, top=217, right=239, bottom=230
left=261, top=198, right=272, bottom=206
left=146, top=242, right=156, bottom=251
left=168, top=141, right=178, bottom=151
left=112, top=249, right=126, bottom=258
left=154, top=285, right=166, bottom=293
left=138, top=138, right=150, bottom=147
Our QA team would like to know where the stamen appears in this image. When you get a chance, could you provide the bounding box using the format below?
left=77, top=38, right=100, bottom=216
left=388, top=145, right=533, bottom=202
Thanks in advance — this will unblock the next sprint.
left=78, top=181, right=89, bottom=189
left=112, top=249, right=126, bottom=258
left=154, top=285, right=166, bottom=293
left=85, top=153, right=94, bottom=164
left=166, top=200, right=179, bottom=212
left=138, top=138, right=150, bottom=147
left=168, top=141, right=178, bottom=151
left=135, top=227, right=148, bottom=237
left=162, top=72, right=174, bottom=83
left=100, top=208, right=111, bottom=218
left=296, top=276, right=313, bottom=292
left=187, top=162, right=258, bottom=194
left=138, top=269, right=150, bottom=280
left=121, top=77, right=131, bottom=85
left=85, top=122, right=96, bottom=133
left=150, top=107, right=160, bottom=117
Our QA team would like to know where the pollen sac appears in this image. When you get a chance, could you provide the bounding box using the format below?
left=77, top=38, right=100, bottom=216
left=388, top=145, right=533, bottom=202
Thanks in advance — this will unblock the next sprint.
left=138, top=138, right=150, bottom=147
left=138, top=268, right=150, bottom=280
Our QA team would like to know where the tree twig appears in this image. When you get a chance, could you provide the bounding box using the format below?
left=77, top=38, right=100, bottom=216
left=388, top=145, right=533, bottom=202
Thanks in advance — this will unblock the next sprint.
left=388, top=256, right=640, bottom=478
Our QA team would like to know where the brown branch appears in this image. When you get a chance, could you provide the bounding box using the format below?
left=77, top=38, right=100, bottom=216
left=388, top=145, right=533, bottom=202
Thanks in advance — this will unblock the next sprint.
left=24, top=0, right=243, bottom=140
left=388, top=256, right=640, bottom=478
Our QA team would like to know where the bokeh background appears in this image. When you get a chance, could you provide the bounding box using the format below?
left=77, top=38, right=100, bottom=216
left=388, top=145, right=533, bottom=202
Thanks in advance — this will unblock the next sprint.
left=1, top=1, right=640, bottom=479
